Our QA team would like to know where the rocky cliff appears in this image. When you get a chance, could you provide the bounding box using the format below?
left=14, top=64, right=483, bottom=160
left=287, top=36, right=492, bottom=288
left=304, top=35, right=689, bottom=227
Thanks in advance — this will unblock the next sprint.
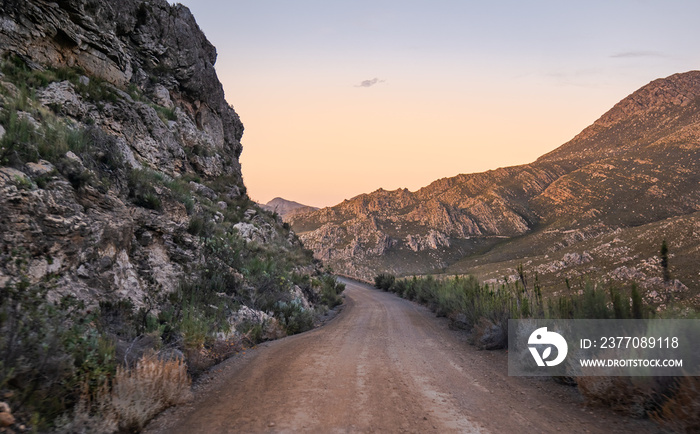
left=290, top=72, right=700, bottom=302
left=0, top=0, right=256, bottom=304
left=0, top=3, right=344, bottom=428
left=1, top=0, right=243, bottom=177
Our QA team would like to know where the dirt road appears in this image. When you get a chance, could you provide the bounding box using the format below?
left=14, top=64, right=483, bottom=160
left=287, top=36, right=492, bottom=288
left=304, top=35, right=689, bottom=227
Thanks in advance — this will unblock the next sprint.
left=146, top=279, right=657, bottom=433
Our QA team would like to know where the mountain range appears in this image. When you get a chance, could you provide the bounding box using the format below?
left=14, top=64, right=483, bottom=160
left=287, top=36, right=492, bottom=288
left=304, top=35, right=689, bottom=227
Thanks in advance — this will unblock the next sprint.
left=289, top=71, right=700, bottom=305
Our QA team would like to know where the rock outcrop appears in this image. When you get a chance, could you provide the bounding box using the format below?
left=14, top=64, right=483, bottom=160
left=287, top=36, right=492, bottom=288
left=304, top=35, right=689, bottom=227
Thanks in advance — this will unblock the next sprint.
left=1, top=0, right=243, bottom=178
left=0, top=0, right=317, bottom=308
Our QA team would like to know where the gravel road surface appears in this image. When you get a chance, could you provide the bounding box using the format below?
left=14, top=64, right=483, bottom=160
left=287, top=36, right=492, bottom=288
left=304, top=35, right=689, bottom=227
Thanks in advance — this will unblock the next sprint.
left=145, top=278, right=657, bottom=433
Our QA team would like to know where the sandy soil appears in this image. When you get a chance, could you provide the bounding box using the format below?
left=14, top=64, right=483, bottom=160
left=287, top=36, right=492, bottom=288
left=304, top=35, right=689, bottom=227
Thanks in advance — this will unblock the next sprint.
left=145, top=279, right=659, bottom=433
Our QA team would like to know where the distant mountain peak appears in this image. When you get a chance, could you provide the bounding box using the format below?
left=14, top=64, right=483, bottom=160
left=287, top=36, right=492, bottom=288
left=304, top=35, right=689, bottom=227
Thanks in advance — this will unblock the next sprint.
left=262, top=197, right=318, bottom=219
left=597, top=70, right=700, bottom=127
left=539, top=70, right=700, bottom=164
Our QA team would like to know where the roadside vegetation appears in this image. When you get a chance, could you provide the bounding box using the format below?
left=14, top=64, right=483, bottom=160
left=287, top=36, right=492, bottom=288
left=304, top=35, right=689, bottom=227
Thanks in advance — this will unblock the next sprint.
left=374, top=266, right=698, bottom=432
left=1, top=243, right=344, bottom=432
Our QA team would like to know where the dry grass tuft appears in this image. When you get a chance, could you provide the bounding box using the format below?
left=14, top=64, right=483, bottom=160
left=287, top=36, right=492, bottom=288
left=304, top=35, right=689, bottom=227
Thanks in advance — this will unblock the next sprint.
left=111, top=353, right=193, bottom=431
left=652, top=376, right=700, bottom=433
left=56, top=353, right=192, bottom=433
left=576, top=376, right=656, bottom=418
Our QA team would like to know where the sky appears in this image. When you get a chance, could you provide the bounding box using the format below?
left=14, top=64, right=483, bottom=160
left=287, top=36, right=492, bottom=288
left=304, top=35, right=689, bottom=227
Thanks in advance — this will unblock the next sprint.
left=175, top=0, right=700, bottom=208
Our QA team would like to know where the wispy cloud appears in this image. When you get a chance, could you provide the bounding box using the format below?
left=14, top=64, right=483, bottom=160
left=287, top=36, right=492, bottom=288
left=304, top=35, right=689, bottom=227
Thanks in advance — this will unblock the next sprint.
left=610, top=51, right=666, bottom=59
left=543, top=68, right=605, bottom=88
left=355, top=78, right=385, bottom=88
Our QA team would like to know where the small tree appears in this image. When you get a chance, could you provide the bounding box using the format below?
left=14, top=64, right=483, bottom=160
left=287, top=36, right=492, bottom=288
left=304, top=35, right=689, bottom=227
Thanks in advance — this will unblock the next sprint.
left=631, top=284, right=644, bottom=319
left=660, top=240, right=670, bottom=282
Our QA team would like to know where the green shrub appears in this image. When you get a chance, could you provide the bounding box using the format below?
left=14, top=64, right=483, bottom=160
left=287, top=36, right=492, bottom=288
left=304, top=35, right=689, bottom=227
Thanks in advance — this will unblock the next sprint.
left=0, top=111, right=38, bottom=166
left=163, top=177, right=195, bottom=214
left=151, top=104, right=177, bottom=123
left=75, top=75, right=119, bottom=104
left=236, top=321, right=264, bottom=345
left=546, top=281, right=652, bottom=320
left=165, top=268, right=241, bottom=343
left=320, top=275, right=344, bottom=308
left=187, top=215, right=214, bottom=237
left=0, top=278, right=116, bottom=429
left=0, top=54, right=75, bottom=89
left=275, top=300, right=314, bottom=335
left=392, top=278, right=408, bottom=297
left=128, top=168, right=162, bottom=210
left=179, top=307, right=213, bottom=350
left=377, top=269, right=656, bottom=351
left=374, top=273, right=395, bottom=291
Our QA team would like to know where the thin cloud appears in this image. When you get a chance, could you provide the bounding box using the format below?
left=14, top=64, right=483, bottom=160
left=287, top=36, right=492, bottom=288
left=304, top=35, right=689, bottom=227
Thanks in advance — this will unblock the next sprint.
left=355, top=78, right=385, bottom=88
left=543, top=68, right=604, bottom=88
left=610, top=51, right=666, bottom=59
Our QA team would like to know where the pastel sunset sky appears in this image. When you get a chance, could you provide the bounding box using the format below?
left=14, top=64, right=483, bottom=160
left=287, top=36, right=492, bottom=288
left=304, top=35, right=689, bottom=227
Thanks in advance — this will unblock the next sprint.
left=176, top=0, right=700, bottom=208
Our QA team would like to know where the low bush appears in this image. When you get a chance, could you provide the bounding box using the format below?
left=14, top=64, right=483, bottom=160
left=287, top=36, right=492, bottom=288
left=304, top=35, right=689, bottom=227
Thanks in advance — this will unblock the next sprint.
left=274, top=300, right=315, bottom=335
left=0, top=54, right=78, bottom=90
left=576, top=376, right=664, bottom=418
left=151, top=104, right=177, bottom=123
left=237, top=321, right=264, bottom=345
left=59, top=353, right=192, bottom=433
left=187, top=215, right=205, bottom=235
left=373, top=270, right=654, bottom=351
left=374, top=273, right=395, bottom=291
left=0, top=111, right=37, bottom=166
left=320, top=274, right=345, bottom=308
left=0, top=277, right=116, bottom=429
left=128, top=168, right=163, bottom=211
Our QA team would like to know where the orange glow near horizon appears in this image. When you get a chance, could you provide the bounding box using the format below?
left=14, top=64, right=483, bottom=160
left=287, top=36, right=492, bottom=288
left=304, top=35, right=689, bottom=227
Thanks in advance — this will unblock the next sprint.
left=230, top=68, right=629, bottom=208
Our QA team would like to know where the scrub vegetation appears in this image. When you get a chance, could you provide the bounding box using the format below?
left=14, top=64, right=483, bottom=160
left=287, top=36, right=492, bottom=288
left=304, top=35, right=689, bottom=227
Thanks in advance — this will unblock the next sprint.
left=375, top=268, right=697, bottom=431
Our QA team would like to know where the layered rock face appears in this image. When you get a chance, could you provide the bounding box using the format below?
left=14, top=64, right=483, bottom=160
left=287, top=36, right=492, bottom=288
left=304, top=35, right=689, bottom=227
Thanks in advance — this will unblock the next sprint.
left=1, top=0, right=243, bottom=178
left=0, top=0, right=312, bottom=308
left=290, top=72, right=700, bottom=296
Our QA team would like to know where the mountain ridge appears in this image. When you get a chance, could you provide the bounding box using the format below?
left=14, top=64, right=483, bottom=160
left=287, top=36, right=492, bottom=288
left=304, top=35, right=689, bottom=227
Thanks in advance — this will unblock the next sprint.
left=290, top=71, right=700, bottom=299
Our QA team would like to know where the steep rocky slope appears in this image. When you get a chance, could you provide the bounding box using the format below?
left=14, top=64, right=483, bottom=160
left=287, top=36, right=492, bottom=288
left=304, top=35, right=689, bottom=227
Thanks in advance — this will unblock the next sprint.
left=290, top=71, right=700, bottom=300
left=0, top=1, right=343, bottom=429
